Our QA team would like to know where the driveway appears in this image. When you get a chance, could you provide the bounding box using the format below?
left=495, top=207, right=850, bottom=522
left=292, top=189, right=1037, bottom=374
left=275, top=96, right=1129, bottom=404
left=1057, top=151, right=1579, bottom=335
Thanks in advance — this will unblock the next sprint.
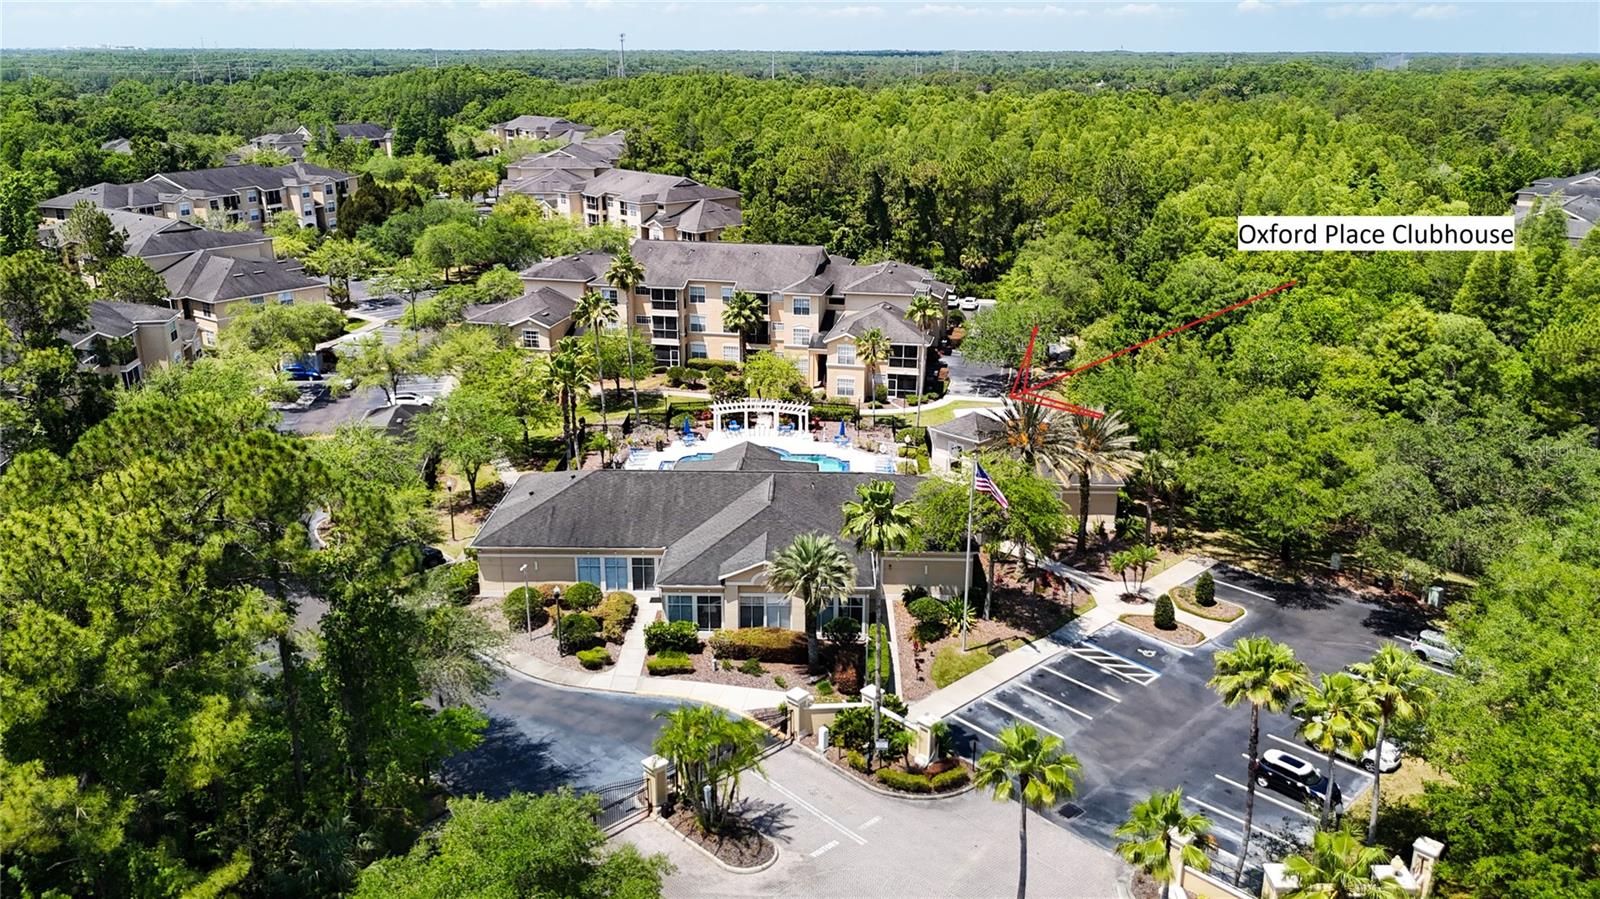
left=942, top=350, right=1011, bottom=397
left=615, top=744, right=1126, bottom=898
left=942, top=567, right=1433, bottom=889
left=443, top=669, right=682, bottom=797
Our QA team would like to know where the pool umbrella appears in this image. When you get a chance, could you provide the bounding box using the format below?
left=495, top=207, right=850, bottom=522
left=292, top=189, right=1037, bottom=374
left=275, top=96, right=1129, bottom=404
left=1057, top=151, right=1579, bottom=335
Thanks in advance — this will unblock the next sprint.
left=838, top=420, right=847, bottom=438
left=682, top=416, right=692, bottom=438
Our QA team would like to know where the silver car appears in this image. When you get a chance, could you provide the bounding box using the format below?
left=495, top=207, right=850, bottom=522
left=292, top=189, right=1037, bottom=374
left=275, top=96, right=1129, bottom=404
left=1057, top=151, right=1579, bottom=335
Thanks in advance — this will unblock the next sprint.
left=1408, top=630, right=1459, bottom=668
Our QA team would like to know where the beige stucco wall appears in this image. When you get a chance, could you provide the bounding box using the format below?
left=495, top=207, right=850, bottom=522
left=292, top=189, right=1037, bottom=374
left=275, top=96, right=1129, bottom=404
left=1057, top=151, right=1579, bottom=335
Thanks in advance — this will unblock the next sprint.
left=132, top=320, right=183, bottom=370
left=198, top=283, right=331, bottom=341
left=881, top=552, right=971, bottom=599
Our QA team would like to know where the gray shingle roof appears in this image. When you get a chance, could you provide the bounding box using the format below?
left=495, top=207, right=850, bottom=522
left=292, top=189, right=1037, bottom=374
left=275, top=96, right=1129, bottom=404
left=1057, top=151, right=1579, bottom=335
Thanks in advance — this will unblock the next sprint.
left=928, top=410, right=1005, bottom=442
left=104, top=210, right=268, bottom=258
left=149, top=162, right=351, bottom=195
left=823, top=302, right=929, bottom=345
left=473, top=468, right=920, bottom=589
left=672, top=443, right=816, bottom=472
left=63, top=300, right=178, bottom=346
left=40, top=181, right=166, bottom=211
left=647, top=198, right=743, bottom=233
left=497, top=115, right=593, bottom=135
left=630, top=240, right=829, bottom=292
left=162, top=254, right=321, bottom=303
left=334, top=123, right=390, bottom=140
left=1516, top=170, right=1600, bottom=242
left=462, top=287, right=577, bottom=329
left=519, top=249, right=615, bottom=284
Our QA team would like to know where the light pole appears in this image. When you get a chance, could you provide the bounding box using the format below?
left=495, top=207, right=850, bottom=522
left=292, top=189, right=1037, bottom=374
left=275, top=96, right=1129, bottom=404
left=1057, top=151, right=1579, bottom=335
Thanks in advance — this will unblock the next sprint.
left=520, top=564, right=531, bottom=635
left=552, top=587, right=564, bottom=655
left=448, top=475, right=458, bottom=542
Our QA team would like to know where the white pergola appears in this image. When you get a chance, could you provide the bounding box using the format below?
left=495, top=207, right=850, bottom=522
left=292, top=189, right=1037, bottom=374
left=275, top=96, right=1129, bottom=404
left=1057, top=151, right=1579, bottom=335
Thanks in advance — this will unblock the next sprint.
left=710, top=399, right=811, bottom=434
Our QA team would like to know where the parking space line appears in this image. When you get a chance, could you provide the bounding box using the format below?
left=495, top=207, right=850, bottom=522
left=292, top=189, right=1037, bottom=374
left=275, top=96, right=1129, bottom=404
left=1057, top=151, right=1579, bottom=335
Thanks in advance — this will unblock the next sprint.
left=1216, top=579, right=1277, bottom=603
left=809, top=840, right=840, bottom=858
left=1186, top=799, right=1291, bottom=851
left=1015, top=682, right=1094, bottom=720
left=1213, top=775, right=1318, bottom=821
left=1037, top=666, right=1122, bottom=702
left=984, top=698, right=1067, bottom=742
left=762, top=776, right=868, bottom=845
left=1261, top=735, right=1369, bottom=777
left=860, top=816, right=881, bottom=830
left=949, top=713, right=1000, bottom=742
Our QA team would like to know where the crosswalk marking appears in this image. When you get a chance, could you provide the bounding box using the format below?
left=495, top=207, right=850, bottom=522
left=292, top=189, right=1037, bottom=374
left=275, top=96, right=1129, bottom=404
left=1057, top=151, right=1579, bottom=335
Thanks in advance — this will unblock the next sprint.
left=1067, top=645, right=1160, bottom=685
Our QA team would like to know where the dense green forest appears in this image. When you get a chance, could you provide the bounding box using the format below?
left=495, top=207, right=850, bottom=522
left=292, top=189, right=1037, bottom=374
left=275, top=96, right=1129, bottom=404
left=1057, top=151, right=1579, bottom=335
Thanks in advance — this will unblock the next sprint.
left=2, top=53, right=1599, bottom=897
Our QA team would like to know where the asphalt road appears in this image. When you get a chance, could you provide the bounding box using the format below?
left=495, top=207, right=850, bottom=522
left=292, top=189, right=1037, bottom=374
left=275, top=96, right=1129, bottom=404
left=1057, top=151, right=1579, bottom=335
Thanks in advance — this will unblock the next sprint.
left=442, top=669, right=682, bottom=797
left=942, top=350, right=1011, bottom=397
left=945, top=566, right=1433, bottom=889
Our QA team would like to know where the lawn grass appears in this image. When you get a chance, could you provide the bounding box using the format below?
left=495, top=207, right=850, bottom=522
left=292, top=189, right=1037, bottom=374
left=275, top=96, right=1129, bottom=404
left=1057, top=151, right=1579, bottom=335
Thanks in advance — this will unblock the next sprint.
left=435, top=460, right=496, bottom=559
left=930, top=646, right=995, bottom=688
left=891, top=400, right=999, bottom=428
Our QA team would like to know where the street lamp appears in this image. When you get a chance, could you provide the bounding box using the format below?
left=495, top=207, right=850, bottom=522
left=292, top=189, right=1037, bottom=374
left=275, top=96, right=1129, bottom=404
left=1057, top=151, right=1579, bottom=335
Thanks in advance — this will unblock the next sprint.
left=520, top=564, right=531, bottom=635
left=552, top=587, right=564, bottom=655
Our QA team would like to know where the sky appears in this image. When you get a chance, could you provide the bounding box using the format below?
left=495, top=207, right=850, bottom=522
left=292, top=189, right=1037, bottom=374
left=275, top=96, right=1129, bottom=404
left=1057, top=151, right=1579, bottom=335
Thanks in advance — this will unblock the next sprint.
left=3, top=1, right=1597, bottom=54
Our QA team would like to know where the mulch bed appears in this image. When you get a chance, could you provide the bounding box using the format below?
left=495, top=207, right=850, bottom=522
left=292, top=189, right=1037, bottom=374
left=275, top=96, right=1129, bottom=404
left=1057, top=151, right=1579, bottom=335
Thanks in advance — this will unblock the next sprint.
left=651, top=647, right=814, bottom=695
left=893, top=557, right=1091, bottom=701
left=1171, top=584, right=1245, bottom=622
left=801, top=734, right=972, bottom=793
left=468, top=598, right=617, bottom=674
left=1130, top=870, right=1163, bottom=899
left=1120, top=613, right=1205, bottom=646
left=663, top=805, right=776, bottom=869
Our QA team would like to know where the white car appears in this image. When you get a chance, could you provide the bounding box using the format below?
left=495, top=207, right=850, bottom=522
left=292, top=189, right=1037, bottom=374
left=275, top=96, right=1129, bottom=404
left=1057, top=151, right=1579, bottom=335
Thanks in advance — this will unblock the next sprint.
left=1358, top=739, right=1403, bottom=774
left=1408, top=629, right=1459, bottom=668
left=390, top=393, right=434, bottom=407
left=959, top=296, right=980, bottom=312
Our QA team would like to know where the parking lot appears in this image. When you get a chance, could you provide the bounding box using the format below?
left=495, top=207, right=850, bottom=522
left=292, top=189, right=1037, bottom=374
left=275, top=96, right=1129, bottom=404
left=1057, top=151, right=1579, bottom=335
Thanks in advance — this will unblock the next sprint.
left=944, top=566, right=1433, bottom=885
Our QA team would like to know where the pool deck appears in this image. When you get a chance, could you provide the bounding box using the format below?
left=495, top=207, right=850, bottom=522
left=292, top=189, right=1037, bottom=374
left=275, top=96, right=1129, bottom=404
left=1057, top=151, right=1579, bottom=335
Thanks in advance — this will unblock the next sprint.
left=623, top=429, right=899, bottom=473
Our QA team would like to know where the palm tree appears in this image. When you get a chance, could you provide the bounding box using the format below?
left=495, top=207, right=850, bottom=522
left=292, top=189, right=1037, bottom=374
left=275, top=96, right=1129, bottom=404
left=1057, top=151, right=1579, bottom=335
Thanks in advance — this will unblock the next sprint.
left=652, top=704, right=766, bottom=834
left=906, top=293, right=943, bottom=427
left=1132, top=449, right=1179, bottom=543
left=604, top=251, right=646, bottom=424
left=1281, top=830, right=1409, bottom=899
left=1060, top=408, right=1144, bottom=553
left=767, top=533, right=857, bottom=672
left=548, top=338, right=590, bottom=466
left=1126, top=544, right=1160, bottom=596
left=722, top=289, right=765, bottom=364
left=1298, top=672, right=1380, bottom=827
left=996, top=398, right=1067, bottom=471
left=574, top=290, right=618, bottom=464
left=1209, top=637, right=1308, bottom=885
left=857, top=326, right=891, bottom=408
left=974, top=723, right=1081, bottom=899
left=1350, top=644, right=1435, bottom=843
left=1115, top=788, right=1211, bottom=899
left=840, top=479, right=914, bottom=767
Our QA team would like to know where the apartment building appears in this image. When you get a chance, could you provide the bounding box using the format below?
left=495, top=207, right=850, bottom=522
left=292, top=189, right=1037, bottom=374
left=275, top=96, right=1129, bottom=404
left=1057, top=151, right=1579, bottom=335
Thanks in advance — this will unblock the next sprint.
left=488, top=114, right=594, bottom=146
left=1514, top=169, right=1599, bottom=246
left=62, top=300, right=200, bottom=389
left=500, top=136, right=742, bottom=242
left=39, top=162, right=358, bottom=232
left=471, top=449, right=969, bottom=633
left=514, top=240, right=951, bottom=396
left=246, top=123, right=393, bottom=160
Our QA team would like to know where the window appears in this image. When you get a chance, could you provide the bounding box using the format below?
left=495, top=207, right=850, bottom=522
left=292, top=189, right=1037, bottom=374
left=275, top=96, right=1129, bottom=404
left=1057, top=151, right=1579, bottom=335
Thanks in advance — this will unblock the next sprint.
left=889, top=344, right=921, bottom=369
left=653, top=345, right=679, bottom=367
left=739, top=595, right=792, bottom=629
left=790, top=327, right=811, bottom=347
left=665, top=594, right=722, bottom=629
left=631, top=557, right=656, bottom=591
left=247, top=190, right=257, bottom=202
left=690, top=342, right=708, bottom=359
left=301, top=187, right=311, bottom=198
left=836, top=344, right=856, bottom=365
left=577, top=556, right=630, bottom=590
left=837, top=377, right=856, bottom=397
left=722, top=345, right=740, bottom=361
left=689, top=286, right=706, bottom=305
left=720, top=286, right=734, bottom=301
left=792, top=296, right=811, bottom=315
left=577, top=558, right=601, bottom=586
left=648, top=288, right=679, bottom=310
left=209, top=199, right=220, bottom=210
left=200, top=330, right=216, bottom=347
left=277, top=291, right=292, bottom=305
left=249, top=209, right=261, bottom=221
left=770, top=322, right=784, bottom=334
left=689, top=315, right=706, bottom=333
left=818, top=594, right=865, bottom=628
left=178, top=203, right=192, bottom=216
left=169, top=325, right=179, bottom=343
left=586, top=214, right=600, bottom=226
left=120, top=366, right=142, bottom=389
left=650, top=316, right=678, bottom=340
left=196, top=301, right=215, bottom=317
left=521, top=329, right=541, bottom=349
left=250, top=296, right=266, bottom=306
left=323, top=185, right=334, bottom=196
left=604, top=557, right=628, bottom=590
left=635, top=313, right=650, bottom=325
left=324, top=202, right=335, bottom=212
left=601, top=287, right=618, bottom=301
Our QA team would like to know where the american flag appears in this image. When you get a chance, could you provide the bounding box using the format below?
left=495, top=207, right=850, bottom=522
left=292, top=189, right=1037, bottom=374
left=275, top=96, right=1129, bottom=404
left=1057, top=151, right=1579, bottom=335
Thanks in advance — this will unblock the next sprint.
left=974, top=461, right=1010, bottom=511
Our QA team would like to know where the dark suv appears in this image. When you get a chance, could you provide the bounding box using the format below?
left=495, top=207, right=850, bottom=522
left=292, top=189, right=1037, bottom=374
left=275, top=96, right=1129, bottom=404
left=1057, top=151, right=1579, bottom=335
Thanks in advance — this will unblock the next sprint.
left=1252, top=749, right=1341, bottom=808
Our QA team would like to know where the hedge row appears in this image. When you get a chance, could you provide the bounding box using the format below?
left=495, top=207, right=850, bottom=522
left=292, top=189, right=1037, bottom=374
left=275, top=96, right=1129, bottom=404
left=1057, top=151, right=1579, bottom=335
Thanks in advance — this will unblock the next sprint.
left=646, top=651, right=695, bottom=675
left=576, top=648, right=612, bottom=670
left=708, top=627, right=806, bottom=663
left=596, top=591, right=637, bottom=643
left=873, top=765, right=971, bottom=794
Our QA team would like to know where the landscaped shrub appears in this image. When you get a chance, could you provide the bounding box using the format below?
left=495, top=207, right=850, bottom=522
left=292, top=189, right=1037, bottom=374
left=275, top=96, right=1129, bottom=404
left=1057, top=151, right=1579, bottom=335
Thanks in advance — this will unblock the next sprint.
left=822, top=616, right=862, bottom=645
left=830, top=653, right=862, bottom=696
left=738, top=658, right=765, bottom=676
left=901, top=584, right=930, bottom=603
left=1154, top=594, right=1177, bottom=630
left=1195, top=571, right=1216, bottom=607
left=895, top=426, right=930, bottom=448
left=867, top=623, right=893, bottom=685
left=929, top=767, right=970, bottom=791
left=845, top=750, right=869, bottom=772
left=931, top=646, right=993, bottom=688
left=644, top=619, right=701, bottom=654
left=815, top=679, right=835, bottom=697
left=810, top=402, right=860, bottom=422
left=830, top=705, right=909, bottom=757
left=576, top=648, right=612, bottom=670
left=876, top=768, right=934, bottom=793
left=439, top=560, right=479, bottom=605
left=708, top=627, right=806, bottom=663
left=907, top=596, right=949, bottom=625
left=774, top=675, right=787, bottom=688
left=562, top=581, right=602, bottom=611
left=557, top=613, right=600, bottom=651
left=685, top=358, right=740, bottom=373
left=501, top=587, right=547, bottom=631
left=646, top=651, right=695, bottom=675
left=595, top=591, right=637, bottom=643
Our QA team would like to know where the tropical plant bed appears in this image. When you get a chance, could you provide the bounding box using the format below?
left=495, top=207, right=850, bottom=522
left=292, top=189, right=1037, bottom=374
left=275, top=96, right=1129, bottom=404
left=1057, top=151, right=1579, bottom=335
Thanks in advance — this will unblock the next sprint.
left=663, top=804, right=776, bottom=870
left=470, top=598, right=614, bottom=674
left=802, top=735, right=974, bottom=795
left=1119, top=614, right=1205, bottom=646
left=1170, top=584, right=1245, bottom=622
left=892, top=559, right=1095, bottom=701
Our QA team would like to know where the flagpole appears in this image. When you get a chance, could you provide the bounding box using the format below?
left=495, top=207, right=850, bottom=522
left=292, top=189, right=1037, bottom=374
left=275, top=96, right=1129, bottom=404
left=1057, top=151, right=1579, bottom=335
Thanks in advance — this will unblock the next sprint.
left=961, top=455, right=976, bottom=651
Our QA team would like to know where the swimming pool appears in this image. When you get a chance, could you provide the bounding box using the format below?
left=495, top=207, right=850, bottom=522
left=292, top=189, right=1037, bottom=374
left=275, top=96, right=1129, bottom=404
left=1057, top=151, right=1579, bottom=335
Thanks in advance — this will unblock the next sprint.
left=661, top=449, right=851, bottom=472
